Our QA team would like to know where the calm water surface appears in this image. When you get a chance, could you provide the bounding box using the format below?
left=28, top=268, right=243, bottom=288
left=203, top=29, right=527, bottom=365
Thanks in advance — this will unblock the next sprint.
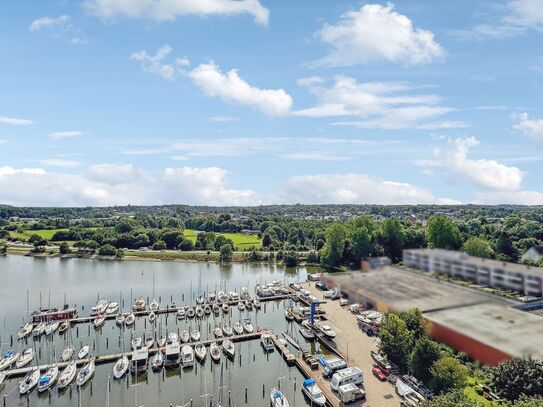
left=0, top=255, right=324, bottom=407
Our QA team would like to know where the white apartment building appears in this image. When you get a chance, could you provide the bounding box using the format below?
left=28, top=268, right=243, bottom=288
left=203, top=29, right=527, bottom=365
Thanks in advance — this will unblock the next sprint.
left=403, top=248, right=543, bottom=297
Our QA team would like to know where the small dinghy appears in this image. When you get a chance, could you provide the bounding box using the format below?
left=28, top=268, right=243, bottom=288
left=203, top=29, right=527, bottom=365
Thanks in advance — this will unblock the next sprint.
left=76, top=358, right=95, bottom=387
left=113, top=354, right=129, bottom=379
left=243, top=319, right=254, bottom=333
left=58, top=321, right=70, bottom=334
left=124, top=313, right=135, bottom=327
left=270, top=388, right=290, bottom=407
left=210, top=342, right=221, bottom=362
left=222, top=339, right=235, bottom=358
left=57, top=361, right=77, bottom=391
left=151, top=351, right=164, bottom=371
left=78, top=345, right=90, bottom=360
left=115, top=314, right=125, bottom=325
left=60, top=346, right=74, bottom=362
left=16, top=348, right=34, bottom=368
left=180, top=330, right=190, bottom=343
left=19, top=368, right=40, bottom=395
left=190, top=329, right=201, bottom=342
left=194, top=344, right=206, bottom=362
left=233, top=321, right=244, bottom=336
left=213, top=326, right=223, bottom=338
left=37, top=364, right=59, bottom=393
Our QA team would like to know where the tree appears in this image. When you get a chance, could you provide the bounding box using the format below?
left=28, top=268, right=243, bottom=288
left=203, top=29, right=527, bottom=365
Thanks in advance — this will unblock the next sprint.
left=463, top=236, right=494, bottom=259
left=98, top=244, right=117, bottom=256
left=495, top=231, right=518, bottom=261
left=59, top=242, right=71, bottom=254
left=320, top=224, right=346, bottom=267
left=379, top=313, right=414, bottom=370
left=262, top=233, right=272, bottom=247
left=219, top=244, right=233, bottom=262
left=283, top=251, right=299, bottom=267
left=0, top=244, right=7, bottom=255
left=177, top=239, right=194, bottom=251
left=492, top=359, right=543, bottom=401
left=214, top=235, right=234, bottom=251
left=348, top=226, right=375, bottom=264
left=422, top=390, right=483, bottom=407
left=399, top=308, right=425, bottom=340
left=409, top=337, right=442, bottom=384
left=426, top=216, right=461, bottom=250
left=152, top=240, right=167, bottom=250
left=378, top=218, right=405, bottom=262
left=429, top=357, right=468, bottom=395
left=160, top=230, right=184, bottom=250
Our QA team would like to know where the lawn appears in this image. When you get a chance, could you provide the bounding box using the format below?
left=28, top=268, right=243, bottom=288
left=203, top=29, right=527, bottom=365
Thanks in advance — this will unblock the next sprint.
left=9, top=228, right=69, bottom=240
left=183, top=229, right=262, bottom=250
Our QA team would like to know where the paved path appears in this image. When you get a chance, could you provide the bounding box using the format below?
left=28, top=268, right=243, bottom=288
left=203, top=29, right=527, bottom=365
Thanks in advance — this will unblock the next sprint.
left=305, top=282, right=402, bottom=407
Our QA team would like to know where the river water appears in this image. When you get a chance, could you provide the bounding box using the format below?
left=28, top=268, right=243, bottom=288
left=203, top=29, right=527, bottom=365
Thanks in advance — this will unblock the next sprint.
left=0, top=255, right=325, bottom=407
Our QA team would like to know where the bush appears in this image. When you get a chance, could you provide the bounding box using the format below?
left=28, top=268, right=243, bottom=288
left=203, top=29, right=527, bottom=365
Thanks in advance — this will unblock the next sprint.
left=283, top=251, right=299, bottom=267
left=98, top=244, right=117, bottom=256
left=178, top=239, right=194, bottom=251
left=219, top=244, right=233, bottom=262
left=59, top=242, right=71, bottom=254
left=152, top=240, right=167, bottom=250
left=429, top=357, right=468, bottom=395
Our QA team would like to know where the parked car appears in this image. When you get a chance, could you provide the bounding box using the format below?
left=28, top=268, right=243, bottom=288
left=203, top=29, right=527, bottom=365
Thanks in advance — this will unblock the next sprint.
left=372, top=365, right=387, bottom=381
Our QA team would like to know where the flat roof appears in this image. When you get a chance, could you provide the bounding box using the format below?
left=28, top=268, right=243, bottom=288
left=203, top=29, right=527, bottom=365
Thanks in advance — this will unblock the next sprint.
left=326, top=267, right=543, bottom=360
left=405, top=248, right=543, bottom=277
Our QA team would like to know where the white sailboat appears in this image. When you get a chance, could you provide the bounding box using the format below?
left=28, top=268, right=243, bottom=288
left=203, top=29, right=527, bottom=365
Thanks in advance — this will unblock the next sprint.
left=210, top=342, right=221, bottom=362
left=19, top=368, right=40, bottom=395
left=0, top=350, right=19, bottom=371
left=113, top=354, right=129, bottom=379
left=60, top=346, right=74, bottom=362
left=76, top=358, right=95, bottom=386
left=194, top=344, right=206, bottom=362
left=222, top=339, right=235, bottom=358
left=18, top=322, right=33, bottom=339
left=37, top=364, right=59, bottom=393
left=77, top=345, right=90, bottom=359
left=16, top=348, right=34, bottom=368
left=57, top=361, right=77, bottom=390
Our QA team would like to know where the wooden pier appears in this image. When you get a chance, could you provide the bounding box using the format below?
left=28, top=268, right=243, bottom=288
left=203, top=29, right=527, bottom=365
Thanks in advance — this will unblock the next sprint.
left=4, top=331, right=264, bottom=378
left=294, top=355, right=341, bottom=407
left=270, top=333, right=296, bottom=364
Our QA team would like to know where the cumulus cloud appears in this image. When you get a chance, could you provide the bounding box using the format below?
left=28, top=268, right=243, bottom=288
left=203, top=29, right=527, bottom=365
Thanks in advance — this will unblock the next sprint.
left=0, top=165, right=261, bottom=206
left=474, top=190, right=543, bottom=205
left=280, top=152, right=350, bottom=161
left=513, top=112, right=543, bottom=146
left=48, top=131, right=83, bottom=140
left=31, top=159, right=80, bottom=167
left=316, top=3, right=444, bottom=66
left=84, top=0, right=270, bottom=25
left=188, top=62, right=293, bottom=116
left=130, top=45, right=178, bottom=80
left=422, top=137, right=524, bottom=191
left=283, top=173, right=454, bottom=205
left=293, top=75, right=465, bottom=129
left=0, top=116, right=33, bottom=126
left=29, top=15, right=86, bottom=44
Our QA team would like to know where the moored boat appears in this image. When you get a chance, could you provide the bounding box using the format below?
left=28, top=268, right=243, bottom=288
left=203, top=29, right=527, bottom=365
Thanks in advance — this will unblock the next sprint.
left=149, top=299, right=159, bottom=312
left=181, top=345, right=194, bottom=368
left=113, top=354, right=129, bottom=379
left=176, top=308, right=186, bottom=320
left=129, top=347, right=148, bottom=374
left=222, top=323, right=233, bottom=337
left=19, top=368, right=40, bottom=395
left=261, top=334, right=274, bottom=352
left=301, top=379, right=326, bottom=406
left=157, top=336, right=167, bottom=347
left=78, top=345, right=90, bottom=359
left=32, top=322, right=46, bottom=337
left=0, top=350, right=19, bottom=371
left=115, top=313, right=125, bottom=325
left=233, top=321, right=244, bottom=335
left=284, top=308, right=294, bottom=321
left=57, top=361, right=77, bottom=391
left=190, top=329, right=201, bottom=342
left=145, top=336, right=155, bottom=348
left=210, top=342, right=221, bottom=362
left=212, top=304, right=220, bottom=315
left=93, top=315, right=106, bottom=329
left=299, top=327, right=315, bottom=341
left=18, top=323, right=33, bottom=339
left=270, top=388, right=290, bottom=407
left=58, top=321, right=70, bottom=334
left=194, top=344, right=206, bottom=362
left=60, top=346, right=74, bottom=362
left=16, top=348, right=34, bottom=368
left=222, top=339, right=235, bottom=358
left=76, top=358, right=95, bottom=386
left=149, top=311, right=156, bottom=323
left=91, top=300, right=109, bottom=316
left=186, top=307, right=195, bottom=319
left=222, top=303, right=229, bottom=313
left=124, top=313, right=135, bottom=327
left=180, top=330, right=190, bottom=343
left=151, top=351, right=164, bottom=371
left=106, top=302, right=119, bottom=315
left=131, top=337, right=142, bottom=350
left=214, top=326, right=223, bottom=338
left=243, top=319, right=254, bottom=333
left=37, top=364, right=59, bottom=393
left=195, top=306, right=204, bottom=318
left=133, top=298, right=146, bottom=312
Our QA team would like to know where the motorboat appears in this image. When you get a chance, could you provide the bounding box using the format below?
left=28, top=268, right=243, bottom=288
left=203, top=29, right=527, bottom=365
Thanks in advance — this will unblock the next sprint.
left=149, top=299, right=159, bottom=312
left=284, top=309, right=294, bottom=322
left=213, top=326, right=223, bottom=338
left=90, top=300, right=109, bottom=316
left=253, top=299, right=261, bottom=309
left=164, top=340, right=180, bottom=368
left=238, top=302, right=245, bottom=311
left=180, top=330, right=190, bottom=343
left=260, top=334, right=274, bottom=351
left=177, top=308, right=186, bottom=320
left=222, top=323, right=233, bottom=337
left=0, top=350, right=19, bottom=371
left=318, top=324, right=336, bottom=339
left=168, top=332, right=178, bottom=342
left=37, top=364, right=59, bottom=393
left=133, top=298, right=146, bottom=312
left=145, top=336, right=155, bottom=348
left=115, top=314, right=125, bottom=325
left=210, top=342, right=221, bottom=362
left=256, top=285, right=273, bottom=298
left=57, top=361, right=76, bottom=390
left=186, top=307, right=195, bottom=319
left=222, top=303, right=229, bottom=314
left=58, top=321, right=70, bottom=334
left=240, top=287, right=249, bottom=300
left=19, top=368, right=40, bottom=395
left=299, top=327, right=315, bottom=341
left=33, top=322, right=46, bottom=337
left=131, top=337, right=143, bottom=350
left=18, top=322, right=33, bottom=339
left=157, top=336, right=167, bottom=347
left=233, top=321, right=244, bottom=335
left=93, top=315, right=106, bottom=329
left=60, top=346, right=74, bottom=362
left=124, top=313, right=135, bottom=327
left=106, top=302, right=119, bottom=314
left=204, top=305, right=212, bottom=315
left=217, top=291, right=227, bottom=303
left=151, top=351, right=164, bottom=371
left=302, top=379, right=326, bottom=406
left=243, top=319, right=254, bottom=333
left=196, top=306, right=204, bottom=318
left=76, top=358, right=95, bottom=386
left=212, top=304, right=220, bottom=315
left=16, top=348, right=34, bottom=368
left=78, top=345, right=90, bottom=359
left=181, top=345, right=194, bottom=368
left=190, top=329, right=201, bottom=342
left=130, top=346, right=148, bottom=374
left=194, top=344, right=206, bottom=362
left=229, top=291, right=240, bottom=303
left=149, top=312, right=156, bottom=323
left=222, top=339, right=235, bottom=358
left=113, top=354, right=129, bottom=379
left=270, top=388, right=290, bottom=407
left=371, top=351, right=391, bottom=372
left=47, top=322, right=59, bottom=335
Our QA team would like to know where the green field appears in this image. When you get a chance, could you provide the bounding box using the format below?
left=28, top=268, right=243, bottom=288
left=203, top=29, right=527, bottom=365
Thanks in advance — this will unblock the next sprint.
left=9, top=228, right=69, bottom=240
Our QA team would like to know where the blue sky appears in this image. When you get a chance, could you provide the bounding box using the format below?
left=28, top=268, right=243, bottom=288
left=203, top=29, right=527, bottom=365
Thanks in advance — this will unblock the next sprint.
left=1, top=0, right=542, bottom=206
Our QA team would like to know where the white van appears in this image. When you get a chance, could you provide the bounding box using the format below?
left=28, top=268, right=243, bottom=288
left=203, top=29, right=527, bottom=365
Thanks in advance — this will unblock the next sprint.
left=338, top=383, right=365, bottom=403
left=331, top=367, right=363, bottom=391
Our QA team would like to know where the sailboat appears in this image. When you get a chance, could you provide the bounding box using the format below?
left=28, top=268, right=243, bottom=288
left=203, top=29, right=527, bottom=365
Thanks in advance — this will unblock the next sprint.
left=18, top=322, right=33, bottom=339
left=151, top=351, right=164, bottom=371
left=194, top=344, right=206, bottom=362
left=58, top=321, right=70, bottom=334
left=222, top=340, right=235, bottom=358
left=19, top=368, right=40, bottom=394
left=16, top=348, right=34, bottom=368
left=243, top=318, right=254, bottom=333
left=0, top=350, right=19, bottom=371
left=60, top=346, right=74, bottom=362
left=57, top=361, right=77, bottom=391
left=210, top=342, right=221, bottom=362
left=113, top=354, right=129, bottom=379
left=78, top=345, right=90, bottom=359
left=76, top=358, right=95, bottom=387
left=233, top=321, right=244, bottom=336
left=37, top=364, right=59, bottom=393
left=125, top=313, right=135, bottom=326
left=191, top=328, right=201, bottom=342
left=150, top=273, right=159, bottom=312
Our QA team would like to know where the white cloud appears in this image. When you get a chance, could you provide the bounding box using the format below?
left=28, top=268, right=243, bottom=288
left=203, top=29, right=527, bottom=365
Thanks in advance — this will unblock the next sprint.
left=474, top=190, right=543, bottom=205
left=0, top=165, right=260, bottom=206
left=293, top=75, right=465, bottom=129
left=32, top=159, right=80, bottom=167
left=0, top=116, right=33, bottom=126
left=29, top=15, right=86, bottom=44
left=283, top=173, right=453, bottom=205
left=316, top=3, right=444, bottom=66
left=513, top=112, right=543, bottom=146
left=281, top=152, right=350, bottom=161
left=84, top=0, right=270, bottom=25
left=0, top=139, right=7, bottom=144
left=188, top=62, right=293, bottom=116
left=423, top=137, right=524, bottom=191
left=504, top=0, right=543, bottom=30
left=209, top=115, right=239, bottom=122
left=130, top=45, right=177, bottom=80
left=48, top=131, right=83, bottom=140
